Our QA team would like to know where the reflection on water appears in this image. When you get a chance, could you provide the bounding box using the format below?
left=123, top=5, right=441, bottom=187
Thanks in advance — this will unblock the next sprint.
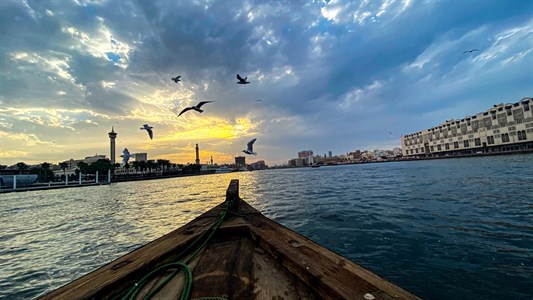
left=1, top=155, right=532, bottom=299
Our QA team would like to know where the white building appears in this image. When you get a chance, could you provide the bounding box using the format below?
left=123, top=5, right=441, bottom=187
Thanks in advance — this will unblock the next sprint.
left=401, top=97, right=533, bottom=156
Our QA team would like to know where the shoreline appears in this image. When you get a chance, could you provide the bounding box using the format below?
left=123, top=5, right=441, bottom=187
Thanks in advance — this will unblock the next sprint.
left=2, top=150, right=532, bottom=194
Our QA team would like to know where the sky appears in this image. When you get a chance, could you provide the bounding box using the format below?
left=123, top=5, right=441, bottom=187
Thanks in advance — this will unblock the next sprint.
left=0, top=0, right=532, bottom=166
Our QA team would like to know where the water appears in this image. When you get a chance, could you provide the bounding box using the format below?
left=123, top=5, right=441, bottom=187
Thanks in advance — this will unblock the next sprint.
left=1, top=154, right=532, bottom=299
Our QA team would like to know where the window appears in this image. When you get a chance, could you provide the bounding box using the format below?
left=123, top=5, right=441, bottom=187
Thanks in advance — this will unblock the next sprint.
left=524, top=104, right=530, bottom=112
left=454, top=142, right=459, bottom=149
left=471, top=121, right=479, bottom=132
left=445, top=143, right=450, bottom=150
left=513, top=108, right=524, bottom=121
left=443, top=128, right=448, bottom=137
left=415, top=148, right=419, bottom=154
left=518, top=130, right=528, bottom=141
left=451, top=127, right=457, bottom=136
left=491, top=111, right=497, bottom=120
left=483, top=117, right=492, bottom=128
left=475, top=138, right=481, bottom=146
left=464, top=140, right=469, bottom=148
left=430, top=146, right=434, bottom=152
left=461, top=123, right=468, bottom=134
left=502, top=133, right=510, bottom=143
left=437, top=145, right=442, bottom=151
left=487, top=136, right=495, bottom=145
left=497, top=113, right=507, bottom=125
left=506, top=109, right=512, bottom=116
left=420, top=148, right=424, bottom=153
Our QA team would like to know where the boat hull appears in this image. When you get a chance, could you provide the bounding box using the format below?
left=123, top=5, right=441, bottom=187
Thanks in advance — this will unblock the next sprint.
left=41, top=180, right=420, bottom=300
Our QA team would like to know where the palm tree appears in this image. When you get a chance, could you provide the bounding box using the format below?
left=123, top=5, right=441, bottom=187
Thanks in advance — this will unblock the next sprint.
left=15, top=162, right=28, bottom=173
left=59, top=162, right=68, bottom=181
left=40, top=162, right=53, bottom=182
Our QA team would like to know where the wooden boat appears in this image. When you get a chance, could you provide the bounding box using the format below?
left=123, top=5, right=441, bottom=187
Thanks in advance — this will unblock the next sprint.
left=41, top=179, right=420, bottom=300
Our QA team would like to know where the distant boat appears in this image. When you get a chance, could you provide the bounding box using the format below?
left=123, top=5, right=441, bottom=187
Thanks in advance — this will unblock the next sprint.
left=215, top=166, right=232, bottom=174
left=0, top=174, right=38, bottom=188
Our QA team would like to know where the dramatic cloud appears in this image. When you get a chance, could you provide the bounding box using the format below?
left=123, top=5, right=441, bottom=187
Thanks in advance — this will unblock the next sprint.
left=0, top=0, right=531, bottom=165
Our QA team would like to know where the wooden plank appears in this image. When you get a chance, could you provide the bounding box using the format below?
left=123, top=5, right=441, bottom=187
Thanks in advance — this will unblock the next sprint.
left=252, top=247, right=317, bottom=300
left=247, top=215, right=421, bottom=300
left=226, top=179, right=239, bottom=211
left=188, top=234, right=256, bottom=299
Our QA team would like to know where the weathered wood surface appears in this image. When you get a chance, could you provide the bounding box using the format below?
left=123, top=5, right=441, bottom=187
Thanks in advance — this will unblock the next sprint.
left=41, top=180, right=421, bottom=300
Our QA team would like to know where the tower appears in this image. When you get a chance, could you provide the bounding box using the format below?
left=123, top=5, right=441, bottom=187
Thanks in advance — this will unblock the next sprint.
left=195, top=143, right=200, bottom=165
left=108, top=127, right=117, bottom=164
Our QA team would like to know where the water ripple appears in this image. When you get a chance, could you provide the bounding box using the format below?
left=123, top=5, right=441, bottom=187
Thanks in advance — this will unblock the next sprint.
left=1, top=155, right=532, bottom=299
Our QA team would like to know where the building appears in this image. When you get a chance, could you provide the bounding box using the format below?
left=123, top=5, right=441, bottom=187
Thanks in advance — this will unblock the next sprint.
left=328, top=151, right=332, bottom=158
left=288, top=158, right=305, bottom=167
left=401, top=97, right=533, bottom=157
left=235, top=156, right=246, bottom=167
left=250, top=160, right=266, bottom=170
left=133, top=153, right=147, bottom=162
left=298, top=150, right=313, bottom=158
left=108, top=127, right=117, bottom=164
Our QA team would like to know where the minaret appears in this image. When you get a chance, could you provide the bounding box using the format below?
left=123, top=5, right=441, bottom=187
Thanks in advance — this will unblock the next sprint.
left=210, top=156, right=213, bottom=165
left=195, top=143, right=200, bottom=165
left=108, top=127, right=117, bottom=164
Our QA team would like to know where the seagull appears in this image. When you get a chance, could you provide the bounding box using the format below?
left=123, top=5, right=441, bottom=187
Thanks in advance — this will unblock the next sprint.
left=171, top=76, right=181, bottom=83
left=257, top=99, right=262, bottom=102
left=140, top=124, right=153, bottom=140
left=463, top=49, right=479, bottom=54
left=389, top=131, right=393, bottom=138
left=242, top=138, right=257, bottom=155
left=120, top=148, right=134, bottom=166
left=176, top=101, right=214, bottom=117
left=236, top=74, right=250, bottom=84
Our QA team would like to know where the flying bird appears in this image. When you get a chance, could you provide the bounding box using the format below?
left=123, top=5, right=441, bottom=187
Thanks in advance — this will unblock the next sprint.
left=140, top=124, right=153, bottom=140
left=171, top=76, right=181, bottom=83
left=176, top=101, right=214, bottom=117
left=463, top=49, right=479, bottom=54
left=120, top=148, right=134, bottom=166
left=389, top=131, right=393, bottom=138
left=242, top=138, right=257, bottom=155
left=257, top=99, right=262, bottom=102
left=236, top=74, right=250, bottom=84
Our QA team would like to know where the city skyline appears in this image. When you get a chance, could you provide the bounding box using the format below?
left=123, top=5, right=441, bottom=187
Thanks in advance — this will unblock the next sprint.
left=1, top=0, right=532, bottom=166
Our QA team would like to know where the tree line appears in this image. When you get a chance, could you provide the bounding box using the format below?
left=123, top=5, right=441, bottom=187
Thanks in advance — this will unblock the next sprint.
left=12, top=159, right=202, bottom=182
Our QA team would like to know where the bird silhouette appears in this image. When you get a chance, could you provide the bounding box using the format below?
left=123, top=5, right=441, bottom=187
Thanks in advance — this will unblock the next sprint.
left=176, top=101, right=214, bottom=117
left=257, top=99, right=262, bottom=102
left=237, top=74, right=250, bottom=84
left=120, top=148, right=134, bottom=166
left=171, top=76, right=181, bottom=83
left=242, top=138, right=257, bottom=155
left=463, top=49, right=479, bottom=54
left=140, top=124, right=153, bottom=140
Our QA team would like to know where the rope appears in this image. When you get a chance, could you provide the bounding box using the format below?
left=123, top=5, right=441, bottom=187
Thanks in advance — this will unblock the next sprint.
left=114, top=200, right=241, bottom=300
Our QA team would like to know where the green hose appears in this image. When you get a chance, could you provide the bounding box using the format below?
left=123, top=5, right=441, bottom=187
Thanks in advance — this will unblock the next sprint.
left=115, top=200, right=239, bottom=300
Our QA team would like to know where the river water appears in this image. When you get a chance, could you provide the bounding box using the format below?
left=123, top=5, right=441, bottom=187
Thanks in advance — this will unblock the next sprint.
left=1, top=154, right=532, bottom=299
